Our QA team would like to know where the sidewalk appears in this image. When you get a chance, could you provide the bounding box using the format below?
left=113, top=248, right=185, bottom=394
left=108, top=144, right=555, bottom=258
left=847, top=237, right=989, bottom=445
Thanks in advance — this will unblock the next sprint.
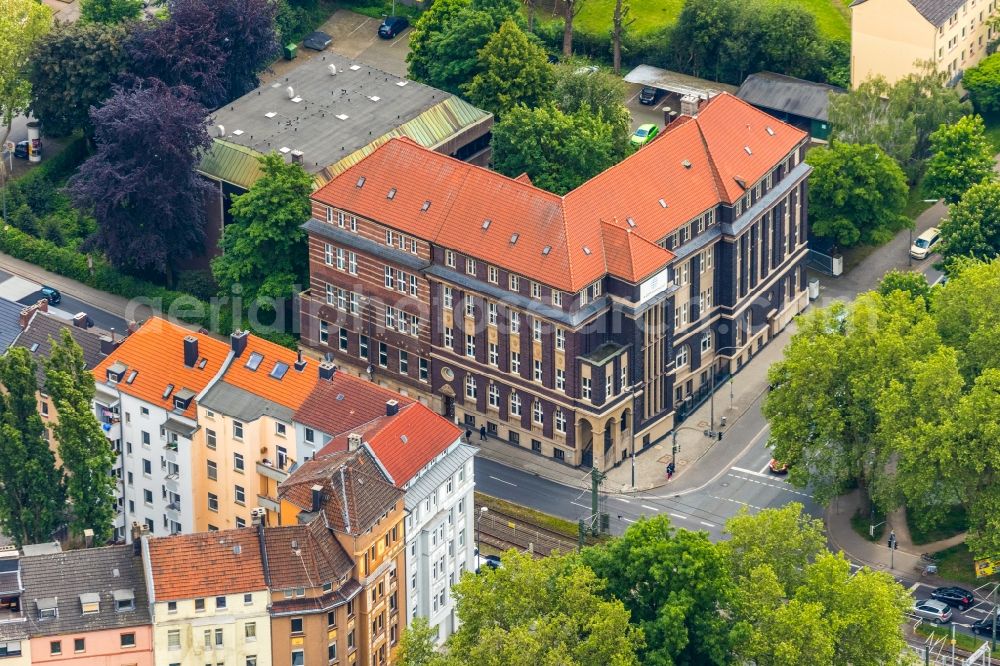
left=475, top=320, right=796, bottom=493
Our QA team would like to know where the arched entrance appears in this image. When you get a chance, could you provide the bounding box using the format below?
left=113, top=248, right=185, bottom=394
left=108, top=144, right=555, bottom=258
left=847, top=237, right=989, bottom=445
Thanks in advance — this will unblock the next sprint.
left=578, top=418, right=594, bottom=468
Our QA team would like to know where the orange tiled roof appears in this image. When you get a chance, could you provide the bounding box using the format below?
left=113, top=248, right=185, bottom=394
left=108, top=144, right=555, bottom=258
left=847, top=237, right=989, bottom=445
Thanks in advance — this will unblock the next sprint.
left=222, top=335, right=319, bottom=411
left=91, top=317, right=230, bottom=419
left=311, top=93, right=806, bottom=292
left=146, top=528, right=266, bottom=601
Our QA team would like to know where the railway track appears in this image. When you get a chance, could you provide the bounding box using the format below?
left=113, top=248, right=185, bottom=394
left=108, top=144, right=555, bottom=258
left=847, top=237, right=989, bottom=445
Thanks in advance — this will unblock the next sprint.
left=475, top=506, right=579, bottom=556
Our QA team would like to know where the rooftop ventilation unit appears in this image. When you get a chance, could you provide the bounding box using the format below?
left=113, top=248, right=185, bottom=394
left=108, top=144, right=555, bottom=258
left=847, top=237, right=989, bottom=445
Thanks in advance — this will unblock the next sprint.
left=542, top=246, right=551, bottom=255
left=216, top=124, right=225, bottom=137
left=658, top=198, right=667, bottom=208
left=328, top=64, right=337, bottom=76
left=682, top=159, right=692, bottom=169
left=335, top=114, right=349, bottom=121
left=481, top=219, right=491, bottom=230
left=387, top=188, right=396, bottom=200
left=286, top=86, right=295, bottom=99
left=744, top=146, right=752, bottom=155
left=510, top=233, right=519, bottom=244
left=356, top=176, right=366, bottom=188
left=583, top=246, right=592, bottom=255
left=421, top=200, right=431, bottom=211
left=766, top=126, right=775, bottom=136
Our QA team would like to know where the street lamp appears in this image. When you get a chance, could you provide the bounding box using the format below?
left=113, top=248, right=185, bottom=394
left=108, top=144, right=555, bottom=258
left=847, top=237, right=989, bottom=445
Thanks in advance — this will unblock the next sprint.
left=709, top=345, right=740, bottom=432
left=622, top=382, right=641, bottom=489
left=669, top=425, right=714, bottom=476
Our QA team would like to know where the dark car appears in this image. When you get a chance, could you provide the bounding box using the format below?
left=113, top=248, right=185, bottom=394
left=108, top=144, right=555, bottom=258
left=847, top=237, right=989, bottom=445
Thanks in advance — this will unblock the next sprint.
left=639, top=86, right=662, bottom=105
left=930, top=586, right=975, bottom=609
left=378, top=16, right=409, bottom=39
left=40, top=285, right=61, bottom=306
left=13, top=140, right=29, bottom=159
left=972, top=614, right=998, bottom=636
left=302, top=31, right=332, bottom=51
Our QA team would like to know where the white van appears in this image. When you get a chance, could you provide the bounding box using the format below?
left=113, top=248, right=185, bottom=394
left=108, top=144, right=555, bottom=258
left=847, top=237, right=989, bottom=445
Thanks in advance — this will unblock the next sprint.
left=910, top=227, right=940, bottom=260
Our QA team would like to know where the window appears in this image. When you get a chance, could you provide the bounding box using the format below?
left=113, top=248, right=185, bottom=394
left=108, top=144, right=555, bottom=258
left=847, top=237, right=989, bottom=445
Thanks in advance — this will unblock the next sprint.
left=247, top=658, right=257, bottom=666
left=488, top=342, right=499, bottom=367
left=290, top=617, right=304, bottom=634
left=675, top=345, right=689, bottom=369
left=167, top=601, right=177, bottom=614
left=50, top=641, right=61, bottom=656
left=556, top=368, right=565, bottom=391
left=328, top=643, right=337, bottom=662
left=142, top=458, right=151, bottom=475
left=167, top=630, right=180, bottom=649
left=325, top=283, right=334, bottom=306
left=120, top=632, right=136, bottom=649
left=347, top=629, right=355, bottom=649
left=445, top=250, right=456, bottom=268
left=245, top=622, right=256, bottom=642
left=409, top=274, right=418, bottom=296
left=141, top=430, right=150, bottom=446
left=234, top=452, right=244, bottom=472
left=555, top=408, right=566, bottom=433
left=359, top=335, right=369, bottom=360
left=488, top=302, right=497, bottom=325
left=291, top=651, right=304, bottom=666
left=533, top=359, right=543, bottom=382
left=510, top=351, right=520, bottom=374
left=208, top=493, right=219, bottom=512
left=531, top=281, right=541, bottom=299
left=336, top=247, right=345, bottom=270
left=384, top=265, right=393, bottom=289
left=621, top=363, right=628, bottom=389
left=349, top=251, right=358, bottom=275
left=488, top=265, right=498, bottom=283
left=465, top=294, right=475, bottom=317
left=466, top=257, right=477, bottom=275
left=379, top=342, right=388, bottom=367
left=465, top=334, right=475, bottom=357
left=465, top=375, right=477, bottom=399
left=701, top=331, right=712, bottom=352
left=532, top=400, right=544, bottom=425
left=244, top=593, right=253, bottom=605
left=319, top=320, right=329, bottom=344
left=206, top=459, right=219, bottom=481
left=235, top=485, right=246, bottom=505
left=444, top=327, right=453, bottom=348
left=510, top=391, right=521, bottom=416
left=552, top=290, right=562, bottom=306
left=443, top=286, right=453, bottom=309
left=215, top=629, right=223, bottom=647
left=533, top=318, right=542, bottom=341
left=339, top=327, right=348, bottom=351
left=582, top=377, right=592, bottom=399
left=606, top=373, right=613, bottom=397
left=419, top=357, right=429, bottom=382
left=206, top=428, right=217, bottom=449
left=509, top=311, right=520, bottom=334
left=233, top=421, right=244, bottom=440
left=555, top=327, right=565, bottom=351
left=143, top=489, right=153, bottom=505
left=74, top=638, right=85, bottom=653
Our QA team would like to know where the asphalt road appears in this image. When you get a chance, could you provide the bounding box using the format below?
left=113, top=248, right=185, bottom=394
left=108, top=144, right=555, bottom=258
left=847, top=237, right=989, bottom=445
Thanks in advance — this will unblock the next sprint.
left=0, top=270, right=127, bottom=334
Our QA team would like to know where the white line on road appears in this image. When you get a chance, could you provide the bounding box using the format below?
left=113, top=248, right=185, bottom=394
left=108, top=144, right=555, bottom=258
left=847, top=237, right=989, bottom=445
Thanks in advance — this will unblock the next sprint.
left=570, top=501, right=590, bottom=509
left=622, top=517, right=636, bottom=523
left=669, top=512, right=687, bottom=520
left=758, top=462, right=772, bottom=474
left=908, top=582, right=921, bottom=593
left=699, top=520, right=716, bottom=527
left=347, top=18, right=372, bottom=36
left=727, top=472, right=811, bottom=497
left=709, top=495, right=765, bottom=511
left=488, top=476, right=516, bottom=487
left=731, top=466, right=777, bottom=478
left=612, top=497, right=631, bottom=504
left=641, top=504, right=658, bottom=511
left=390, top=31, right=409, bottom=47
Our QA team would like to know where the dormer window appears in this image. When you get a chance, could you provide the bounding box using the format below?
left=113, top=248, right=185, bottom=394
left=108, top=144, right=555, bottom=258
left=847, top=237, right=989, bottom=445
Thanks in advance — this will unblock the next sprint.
left=113, top=590, right=135, bottom=612
left=106, top=362, right=127, bottom=384
left=37, top=598, right=58, bottom=620
left=80, top=593, right=99, bottom=614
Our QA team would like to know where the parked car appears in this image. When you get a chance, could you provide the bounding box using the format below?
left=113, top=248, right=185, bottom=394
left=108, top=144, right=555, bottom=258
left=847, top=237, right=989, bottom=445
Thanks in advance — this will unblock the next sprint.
left=930, top=586, right=975, bottom=610
left=13, top=140, right=30, bottom=159
left=302, top=31, right=332, bottom=51
left=630, top=123, right=659, bottom=147
left=910, top=227, right=940, bottom=260
left=913, top=599, right=953, bottom=624
left=378, top=16, right=409, bottom=38
left=972, top=614, right=997, bottom=635
left=768, top=459, right=789, bottom=474
left=639, top=86, right=662, bottom=105
left=40, top=285, right=61, bottom=305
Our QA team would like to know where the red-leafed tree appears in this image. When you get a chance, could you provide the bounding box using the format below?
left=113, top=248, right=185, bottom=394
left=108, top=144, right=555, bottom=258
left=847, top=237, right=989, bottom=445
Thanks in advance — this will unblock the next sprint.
left=68, top=81, right=212, bottom=282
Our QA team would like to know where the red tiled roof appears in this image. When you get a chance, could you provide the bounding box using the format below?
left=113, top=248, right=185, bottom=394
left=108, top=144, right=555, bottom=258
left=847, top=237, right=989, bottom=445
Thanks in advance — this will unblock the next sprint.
left=223, top=335, right=318, bottom=411
left=599, top=219, right=675, bottom=283
left=147, top=528, right=266, bottom=601
left=91, top=317, right=229, bottom=419
left=311, top=93, right=806, bottom=292
left=262, top=519, right=353, bottom=591
left=295, top=371, right=416, bottom=435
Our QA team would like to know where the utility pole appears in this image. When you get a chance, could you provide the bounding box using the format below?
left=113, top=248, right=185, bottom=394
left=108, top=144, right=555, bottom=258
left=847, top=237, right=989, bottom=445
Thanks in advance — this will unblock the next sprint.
left=992, top=582, right=997, bottom=653
left=887, top=530, right=897, bottom=570
left=590, top=467, right=605, bottom=537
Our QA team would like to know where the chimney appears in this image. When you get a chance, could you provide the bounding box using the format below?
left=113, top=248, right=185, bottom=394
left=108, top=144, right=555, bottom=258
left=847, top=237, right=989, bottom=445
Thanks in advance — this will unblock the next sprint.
left=18, top=307, right=33, bottom=330
left=251, top=507, right=266, bottom=527
left=318, top=361, right=336, bottom=380
left=127, top=320, right=140, bottom=334
left=386, top=399, right=399, bottom=417
left=290, top=149, right=304, bottom=165
left=231, top=330, right=249, bottom=357
left=310, top=484, right=323, bottom=512
left=294, top=350, right=306, bottom=372
left=37, top=298, right=48, bottom=313
left=83, top=528, right=94, bottom=548
left=130, top=521, right=142, bottom=555
left=347, top=433, right=361, bottom=451
left=680, top=94, right=700, bottom=117
left=99, top=335, right=118, bottom=355
left=72, top=312, right=88, bottom=328
left=183, top=335, right=199, bottom=367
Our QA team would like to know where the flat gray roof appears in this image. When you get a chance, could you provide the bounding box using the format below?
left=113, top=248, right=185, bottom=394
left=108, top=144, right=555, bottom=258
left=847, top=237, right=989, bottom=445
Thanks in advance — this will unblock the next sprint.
left=208, top=52, right=472, bottom=176
left=624, top=65, right=739, bottom=99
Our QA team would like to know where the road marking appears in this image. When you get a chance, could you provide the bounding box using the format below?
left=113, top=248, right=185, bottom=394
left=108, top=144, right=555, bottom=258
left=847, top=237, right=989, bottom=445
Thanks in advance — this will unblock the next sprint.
left=612, top=497, right=631, bottom=504
left=622, top=517, right=636, bottom=523
left=731, top=466, right=775, bottom=478
left=699, top=520, right=716, bottom=527
left=726, top=472, right=812, bottom=498
left=626, top=91, right=640, bottom=104
left=570, top=501, right=590, bottom=509
left=669, top=512, right=687, bottom=520
left=758, top=462, right=773, bottom=474
left=347, top=18, right=372, bottom=36
left=488, top=475, right=516, bottom=487
left=908, top=582, right=921, bottom=593
left=709, top=494, right=765, bottom=511
left=390, top=31, right=409, bottom=48
left=641, top=504, right=658, bottom=511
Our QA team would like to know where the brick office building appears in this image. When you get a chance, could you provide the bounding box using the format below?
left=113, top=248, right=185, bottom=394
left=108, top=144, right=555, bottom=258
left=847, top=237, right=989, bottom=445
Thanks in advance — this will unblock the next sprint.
left=299, top=93, right=812, bottom=470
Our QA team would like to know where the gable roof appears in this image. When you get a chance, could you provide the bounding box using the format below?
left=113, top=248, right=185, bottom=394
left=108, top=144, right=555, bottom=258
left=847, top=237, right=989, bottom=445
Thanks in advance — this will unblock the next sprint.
left=736, top=71, right=845, bottom=122
left=279, top=448, right=404, bottom=536
left=20, top=544, right=151, bottom=637
left=312, top=93, right=805, bottom=292
left=146, top=528, right=266, bottom=602
left=0, top=298, right=26, bottom=354
left=14, top=310, right=109, bottom=387
left=91, top=317, right=229, bottom=419
left=850, top=0, right=963, bottom=25
left=262, top=519, right=354, bottom=591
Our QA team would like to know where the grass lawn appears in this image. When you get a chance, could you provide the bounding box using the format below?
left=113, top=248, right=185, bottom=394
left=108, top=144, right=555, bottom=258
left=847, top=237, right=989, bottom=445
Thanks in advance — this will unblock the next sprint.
left=934, top=543, right=1000, bottom=586
left=904, top=183, right=936, bottom=220
left=850, top=508, right=885, bottom=543
left=907, top=506, right=968, bottom=546
left=475, top=492, right=585, bottom=541
left=914, top=624, right=1000, bottom=657
left=573, top=0, right=850, bottom=42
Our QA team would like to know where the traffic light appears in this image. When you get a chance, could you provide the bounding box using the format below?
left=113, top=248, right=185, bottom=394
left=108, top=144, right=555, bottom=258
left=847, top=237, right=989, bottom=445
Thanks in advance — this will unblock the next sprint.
left=717, top=431, right=723, bottom=441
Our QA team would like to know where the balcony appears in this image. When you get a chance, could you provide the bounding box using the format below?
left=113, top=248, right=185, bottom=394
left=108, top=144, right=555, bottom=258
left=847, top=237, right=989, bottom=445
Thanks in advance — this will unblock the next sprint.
left=100, top=419, right=121, bottom=442
left=256, top=495, right=280, bottom=513
left=256, top=459, right=293, bottom=483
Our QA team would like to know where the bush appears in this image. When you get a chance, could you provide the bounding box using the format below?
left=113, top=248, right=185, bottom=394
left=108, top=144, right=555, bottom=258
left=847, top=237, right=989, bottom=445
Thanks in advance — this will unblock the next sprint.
left=176, top=269, right=218, bottom=301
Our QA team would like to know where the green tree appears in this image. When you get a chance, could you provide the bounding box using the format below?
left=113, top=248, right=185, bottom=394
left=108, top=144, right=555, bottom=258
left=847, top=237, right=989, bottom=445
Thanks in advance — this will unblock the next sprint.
left=445, top=550, right=642, bottom=665
left=211, top=153, right=312, bottom=316
left=939, top=180, right=1000, bottom=265
left=963, top=52, right=1000, bottom=114
left=877, top=269, right=931, bottom=305
left=0, top=348, right=65, bottom=547
left=45, top=329, right=116, bottom=543
left=491, top=105, right=617, bottom=195
left=28, top=22, right=128, bottom=137
left=0, top=0, right=51, bottom=182
left=806, top=142, right=909, bottom=248
left=582, top=515, right=733, bottom=665
left=553, top=64, right=632, bottom=150
left=668, top=0, right=742, bottom=81
left=923, top=115, right=996, bottom=204
left=80, top=0, right=143, bottom=23
left=397, top=617, right=444, bottom=666
left=463, top=19, right=553, bottom=117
